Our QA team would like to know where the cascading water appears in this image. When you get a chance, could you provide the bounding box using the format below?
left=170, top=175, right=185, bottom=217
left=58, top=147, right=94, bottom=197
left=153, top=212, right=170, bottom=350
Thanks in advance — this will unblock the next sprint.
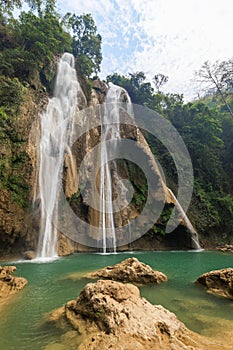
left=99, top=83, right=132, bottom=253
left=168, top=189, right=202, bottom=250
left=35, top=57, right=199, bottom=257
left=37, top=53, right=80, bottom=258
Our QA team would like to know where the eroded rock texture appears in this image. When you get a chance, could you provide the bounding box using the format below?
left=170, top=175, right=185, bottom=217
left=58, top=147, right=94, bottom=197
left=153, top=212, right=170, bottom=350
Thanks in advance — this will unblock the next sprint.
left=48, top=279, right=205, bottom=350
left=85, top=257, right=168, bottom=285
left=195, top=268, right=233, bottom=300
left=0, top=265, right=27, bottom=299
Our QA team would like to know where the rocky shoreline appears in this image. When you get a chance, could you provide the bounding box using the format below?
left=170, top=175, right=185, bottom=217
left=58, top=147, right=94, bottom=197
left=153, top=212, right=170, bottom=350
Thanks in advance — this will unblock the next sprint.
left=0, top=265, right=27, bottom=311
left=1, top=245, right=232, bottom=263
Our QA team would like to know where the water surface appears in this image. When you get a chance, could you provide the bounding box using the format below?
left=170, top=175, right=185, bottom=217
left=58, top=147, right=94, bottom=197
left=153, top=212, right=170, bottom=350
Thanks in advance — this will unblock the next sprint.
left=0, top=251, right=233, bottom=349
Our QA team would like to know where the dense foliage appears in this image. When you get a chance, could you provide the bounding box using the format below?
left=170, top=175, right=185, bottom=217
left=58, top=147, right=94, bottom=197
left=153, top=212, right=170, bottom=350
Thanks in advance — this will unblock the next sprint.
left=1, top=0, right=233, bottom=245
left=0, top=0, right=102, bottom=87
left=0, top=0, right=102, bottom=208
left=63, top=13, right=102, bottom=77
left=107, top=71, right=233, bottom=244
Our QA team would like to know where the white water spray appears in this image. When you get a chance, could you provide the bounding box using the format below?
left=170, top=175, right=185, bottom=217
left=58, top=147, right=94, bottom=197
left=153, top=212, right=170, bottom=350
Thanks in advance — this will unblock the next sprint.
left=37, top=53, right=79, bottom=258
left=99, top=83, right=132, bottom=253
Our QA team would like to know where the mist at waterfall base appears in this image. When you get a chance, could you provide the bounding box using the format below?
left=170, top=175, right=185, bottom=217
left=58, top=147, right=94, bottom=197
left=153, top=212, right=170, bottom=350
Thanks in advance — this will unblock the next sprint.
left=36, top=53, right=200, bottom=258
left=1, top=251, right=233, bottom=349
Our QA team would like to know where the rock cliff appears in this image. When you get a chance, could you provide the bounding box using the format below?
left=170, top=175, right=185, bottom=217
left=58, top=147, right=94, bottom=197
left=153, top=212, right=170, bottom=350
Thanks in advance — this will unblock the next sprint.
left=60, top=79, right=197, bottom=252
left=0, top=65, right=199, bottom=258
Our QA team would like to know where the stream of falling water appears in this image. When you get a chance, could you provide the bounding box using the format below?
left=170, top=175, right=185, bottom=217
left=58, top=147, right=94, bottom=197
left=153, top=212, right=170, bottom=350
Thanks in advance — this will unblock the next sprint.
left=36, top=59, right=200, bottom=257
left=168, top=189, right=202, bottom=250
left=37, top=53, right=80, bottom=258
left=99, top=83, right=132, bottom=253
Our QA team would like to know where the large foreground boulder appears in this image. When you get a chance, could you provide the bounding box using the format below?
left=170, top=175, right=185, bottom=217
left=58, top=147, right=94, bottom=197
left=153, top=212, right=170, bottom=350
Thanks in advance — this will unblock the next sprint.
left=84, top=257, right=167, bottom=284
left=48, top=279, right=205, bottom=350
left=195, top=268, right=233, bottom=300
left=0, top=265, right=27, bottom=299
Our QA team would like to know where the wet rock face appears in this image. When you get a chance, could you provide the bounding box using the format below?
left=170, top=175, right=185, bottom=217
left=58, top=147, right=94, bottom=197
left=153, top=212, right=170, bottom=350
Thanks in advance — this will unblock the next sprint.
left=49, top=279, right=201, bottom=350
left=86, top=257, right=168, bottom=285
left=0, top=265, right=27, bottom=298
left=57, top=234, right=75, bottom=257
left=195, top=268, right=233, bottom=300
left=92, top=79, right=108, bottom=104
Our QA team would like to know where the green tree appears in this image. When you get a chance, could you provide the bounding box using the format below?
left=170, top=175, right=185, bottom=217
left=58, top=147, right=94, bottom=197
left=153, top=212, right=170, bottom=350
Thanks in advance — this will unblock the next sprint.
left=63, top=13, right=102, bottom=77
left=107, top=72, right=156, bottom=106
left=0, top=0, right=45, bottom=16
left=0, top=0, right=56, bottom=16
left=0, top=0, right=22, bottom=15
left=0, top=9, right=72, bottom=87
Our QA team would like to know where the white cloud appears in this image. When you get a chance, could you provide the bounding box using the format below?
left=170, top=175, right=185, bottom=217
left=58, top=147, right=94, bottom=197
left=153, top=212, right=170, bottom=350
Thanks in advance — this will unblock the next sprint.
left=58, top=0, right=233, bottom=100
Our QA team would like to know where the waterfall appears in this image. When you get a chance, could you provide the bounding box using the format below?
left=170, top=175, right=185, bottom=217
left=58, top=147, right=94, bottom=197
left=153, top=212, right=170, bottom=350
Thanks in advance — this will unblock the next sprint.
left=37, top=53, right=79, bottom=258
left=99, top=83, right=132, bottom=253
left=168, top=189, right=202, bottom=250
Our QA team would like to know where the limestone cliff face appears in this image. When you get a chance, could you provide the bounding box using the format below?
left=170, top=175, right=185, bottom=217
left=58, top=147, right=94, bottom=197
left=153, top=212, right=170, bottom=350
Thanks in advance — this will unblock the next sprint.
left=0, top=75, right=197, bottom=258
left=62, top=80, right=196, bottom=252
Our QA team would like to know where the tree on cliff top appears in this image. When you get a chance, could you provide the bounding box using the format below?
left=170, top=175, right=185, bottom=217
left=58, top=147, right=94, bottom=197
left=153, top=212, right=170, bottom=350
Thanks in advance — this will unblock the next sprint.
left=107, top=72, right=155, bottom=105
left=63, top=13, right=102, bottom=78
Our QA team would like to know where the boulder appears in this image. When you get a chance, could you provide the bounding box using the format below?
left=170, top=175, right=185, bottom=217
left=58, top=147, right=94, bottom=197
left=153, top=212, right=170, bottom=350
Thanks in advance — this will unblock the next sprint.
left=85, top=257, right=167, bottom=285
left=195, top=268, right=233, bottom=300
left=49, top=279, right=201, bottom=350
left=23, top=250, right=36, bottom=260
left=0, top=265, right=27, bottom=299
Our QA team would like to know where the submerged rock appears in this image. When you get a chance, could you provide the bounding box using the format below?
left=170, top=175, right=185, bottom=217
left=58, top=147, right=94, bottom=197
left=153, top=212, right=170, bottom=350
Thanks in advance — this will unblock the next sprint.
left=49, top=279, right=201, bottom=350
left=84, top=257, right=167, bottom=285
left=0, top=265, right=27, bottom=299
left=195, top=268, right=233, bottom=300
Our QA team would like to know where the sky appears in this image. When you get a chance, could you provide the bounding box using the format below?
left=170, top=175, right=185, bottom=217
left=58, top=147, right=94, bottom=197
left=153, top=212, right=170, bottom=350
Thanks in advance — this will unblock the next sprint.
left=57, top=0, right=233, bottom=101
